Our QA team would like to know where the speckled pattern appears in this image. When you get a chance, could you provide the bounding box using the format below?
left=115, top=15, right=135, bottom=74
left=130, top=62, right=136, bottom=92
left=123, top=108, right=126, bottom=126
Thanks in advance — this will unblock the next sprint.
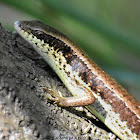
left=14, top=20, right=140, bottom=139
left=35, top=32, right=140, bottom=139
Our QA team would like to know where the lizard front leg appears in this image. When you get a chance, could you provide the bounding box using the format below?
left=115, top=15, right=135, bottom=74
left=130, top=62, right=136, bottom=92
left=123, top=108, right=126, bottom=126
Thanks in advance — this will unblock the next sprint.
left=44, top=87, right=95, bottom=107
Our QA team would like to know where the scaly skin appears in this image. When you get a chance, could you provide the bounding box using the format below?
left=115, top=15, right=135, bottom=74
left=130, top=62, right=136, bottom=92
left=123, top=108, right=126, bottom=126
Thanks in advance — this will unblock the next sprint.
left=14, top=20, right=140, bottom=140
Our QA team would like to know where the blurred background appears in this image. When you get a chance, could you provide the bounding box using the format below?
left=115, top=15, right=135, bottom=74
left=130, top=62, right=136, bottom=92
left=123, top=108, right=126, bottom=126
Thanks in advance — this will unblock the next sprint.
left=0, top=0, right=140, bottom=100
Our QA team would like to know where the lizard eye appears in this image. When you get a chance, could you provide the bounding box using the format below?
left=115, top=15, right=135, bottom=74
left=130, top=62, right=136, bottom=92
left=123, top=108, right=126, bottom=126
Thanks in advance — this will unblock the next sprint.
left=35, top=31, right=45, bottom=40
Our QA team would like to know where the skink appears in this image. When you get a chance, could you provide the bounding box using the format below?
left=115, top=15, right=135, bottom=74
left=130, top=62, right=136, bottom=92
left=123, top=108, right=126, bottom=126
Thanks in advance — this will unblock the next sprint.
left=14, top=20, right=140, bottom=140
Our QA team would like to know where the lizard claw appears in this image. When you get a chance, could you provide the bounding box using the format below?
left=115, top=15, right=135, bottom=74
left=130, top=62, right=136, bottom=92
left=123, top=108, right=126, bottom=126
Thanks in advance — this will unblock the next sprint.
left=43, top=87, right=64, bottom=106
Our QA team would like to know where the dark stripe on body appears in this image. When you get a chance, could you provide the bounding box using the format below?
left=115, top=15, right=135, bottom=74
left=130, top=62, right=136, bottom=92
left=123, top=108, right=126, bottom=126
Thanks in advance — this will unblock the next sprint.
left=32, top=31, right=140, bottom=138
